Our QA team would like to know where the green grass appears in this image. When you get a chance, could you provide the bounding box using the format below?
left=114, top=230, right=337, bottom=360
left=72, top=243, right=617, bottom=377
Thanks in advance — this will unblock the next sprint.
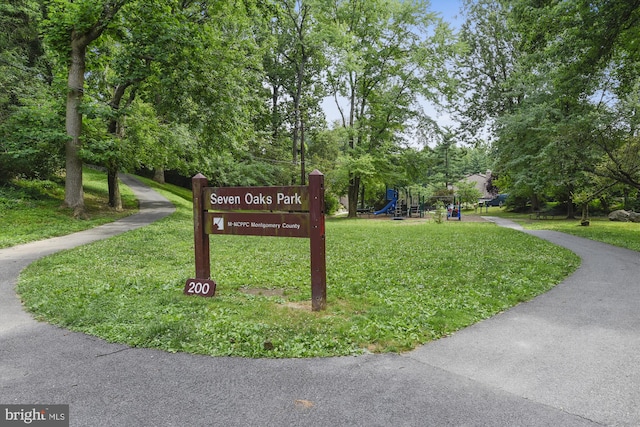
left=523, top=217, right=640, bottom=252
left=480, top=209, right=640, bottom=252
left=0, top=168, right=137, bottom=248
left=15, top=180, right=580, bottom=358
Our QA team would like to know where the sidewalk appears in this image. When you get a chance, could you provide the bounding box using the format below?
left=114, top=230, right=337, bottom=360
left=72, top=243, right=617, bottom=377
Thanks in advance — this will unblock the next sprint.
left=1, top=183, right=638, bottom=426
left=0, top=175, right=175, bottom=335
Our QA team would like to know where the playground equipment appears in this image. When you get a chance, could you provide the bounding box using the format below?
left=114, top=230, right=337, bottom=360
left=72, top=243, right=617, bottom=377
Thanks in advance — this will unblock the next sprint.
left=447, top=196, right=462, bottom=221
left=374, top=189, right=398, bottom=215
left=371, top=188, right=463, bottom=220
left=373, top=188, right=426, bottom=218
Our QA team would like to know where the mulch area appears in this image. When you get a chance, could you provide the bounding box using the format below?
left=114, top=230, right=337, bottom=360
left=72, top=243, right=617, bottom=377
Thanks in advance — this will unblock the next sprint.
left=356, top=213, right=489, bottom=223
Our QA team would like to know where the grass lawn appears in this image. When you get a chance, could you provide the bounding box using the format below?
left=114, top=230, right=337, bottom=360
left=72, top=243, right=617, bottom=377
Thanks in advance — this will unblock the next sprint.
left=482, top=208, right=640, bottom=252
left=14, top=177, right=581, bottom=358
left=0, top=168, right=137, bottom=248
left=523, top=218, right=640, bottom=252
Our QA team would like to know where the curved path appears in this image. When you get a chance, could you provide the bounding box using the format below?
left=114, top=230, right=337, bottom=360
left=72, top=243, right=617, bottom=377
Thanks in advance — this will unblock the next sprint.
left=1, top=183, right=638, bottom=426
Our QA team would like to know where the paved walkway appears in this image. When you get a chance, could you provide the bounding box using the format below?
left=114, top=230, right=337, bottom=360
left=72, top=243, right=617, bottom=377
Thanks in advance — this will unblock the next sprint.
left=1, top=182, right=639, bottom=426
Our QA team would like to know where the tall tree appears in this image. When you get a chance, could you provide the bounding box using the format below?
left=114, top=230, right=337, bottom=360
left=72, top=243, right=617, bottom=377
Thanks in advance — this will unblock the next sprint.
left=455, top=0, right=521, bottom=139
left=0, top=0, right=63, bottom=183
left=259, top=0, right=327, bottom=185
left=44, top=0, right=129, bottom=217
left=91, top=0, right=206, bottom=209
left=502, top=0, right=640, bottom=214
left=459, top=0, right=640, bottom=214
left=319, top=0, right=453, bottom=217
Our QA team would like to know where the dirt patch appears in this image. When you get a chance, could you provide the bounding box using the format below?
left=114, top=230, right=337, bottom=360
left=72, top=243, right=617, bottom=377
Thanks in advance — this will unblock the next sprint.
left=357, top=213, right=489, bottom=223
left=239, top=287, right=285, bottom=297
left=457, top=214, right=490, bottom=222
left=283, top=301, right=312, bottom=311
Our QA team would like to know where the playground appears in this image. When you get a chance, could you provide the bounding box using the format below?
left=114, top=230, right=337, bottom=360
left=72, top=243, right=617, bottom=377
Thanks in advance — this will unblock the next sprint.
left=354, top=188, right=487, bottom=222
left=360, top=211, right=488, bottom=222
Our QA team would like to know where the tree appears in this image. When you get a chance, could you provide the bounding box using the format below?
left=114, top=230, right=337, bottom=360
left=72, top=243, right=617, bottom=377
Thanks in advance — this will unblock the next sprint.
left=0, top=0, right=48, bottom=122
left=319, top=0, right=454, bottom=217
left=258, top=0, right=328, bottom=185
left=44, top=0, right=129, bottom=217
left=86, top=0, right=208, bottom=209
left=73, top=0, right=269, bottom=208
left=0, top=0, right=64, bottom=183
left=279, top=0, right=325, bottom=184
left=428, top=130, right=465, bottom=190
left=460, top=0, right=640, bottom=215
left=589, top=92, right=640, bottom=191
left=459, top=142, right=491, bottom=176
left=455, top=0, right=521, bottom=140
left=455, top=180, right=483, bottom=208
left=176, top=1, right=269, bottom=185
left=505, top=0, right=640, bottom=215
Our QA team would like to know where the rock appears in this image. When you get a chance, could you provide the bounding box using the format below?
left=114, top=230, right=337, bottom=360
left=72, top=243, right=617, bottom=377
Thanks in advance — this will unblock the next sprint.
left=608, top=210, right=640, bottom=222
left=609, top=210, right=631, bottom=221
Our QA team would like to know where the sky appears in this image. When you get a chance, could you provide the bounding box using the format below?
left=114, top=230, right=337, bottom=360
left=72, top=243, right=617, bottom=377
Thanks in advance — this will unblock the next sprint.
left=430, top=0, right=464, bottom=28
left=322, top=0, right=465, bottom=131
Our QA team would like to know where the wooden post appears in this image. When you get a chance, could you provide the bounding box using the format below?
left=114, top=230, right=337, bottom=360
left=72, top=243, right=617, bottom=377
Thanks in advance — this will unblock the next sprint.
left=308, top=170, right=326, bottom=311
left=192, top=173, right=210, bottom=279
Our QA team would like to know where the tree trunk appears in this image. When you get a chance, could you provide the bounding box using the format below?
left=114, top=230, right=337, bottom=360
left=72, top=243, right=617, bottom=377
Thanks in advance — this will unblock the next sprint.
left=530, top=193, right=541, bottom=212
left=153, top=167, right=165, bottom=184
left=63, top=40, right=87, bottom=218
left=580, top=203, right=589, bottom=225
left=271, top=84, right=279, bottom=141
left=566, top=195, right=575, bottom=219
left=106, top=82, right=133, bottom=210
left=107, top=166, right=122, bottom=211
left=347, top=174, right=360, bottom=218
left=61, top=1, right=127, bottom=218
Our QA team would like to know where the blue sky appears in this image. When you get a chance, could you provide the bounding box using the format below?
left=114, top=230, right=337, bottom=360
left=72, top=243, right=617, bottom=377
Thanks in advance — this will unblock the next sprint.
left=430, top=0, right=464, bottom=28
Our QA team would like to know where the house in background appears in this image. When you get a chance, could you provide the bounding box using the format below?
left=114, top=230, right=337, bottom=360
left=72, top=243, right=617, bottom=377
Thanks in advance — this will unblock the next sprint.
left=460, top=170, right=496, bottom=204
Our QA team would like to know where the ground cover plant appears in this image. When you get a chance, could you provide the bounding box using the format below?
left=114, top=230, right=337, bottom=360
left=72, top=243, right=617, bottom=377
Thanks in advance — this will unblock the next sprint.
left=0, top=168, right=137, bottom=248
left=15, top=178, right=580, bottom=358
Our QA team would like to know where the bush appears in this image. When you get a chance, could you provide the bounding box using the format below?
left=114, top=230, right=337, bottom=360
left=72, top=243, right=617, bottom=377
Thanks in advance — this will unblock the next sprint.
left=433, top=201, right=446, bottom=223
left=0, top=99, right=66, bottom=183
left=324, top=193, right=339, bottom=215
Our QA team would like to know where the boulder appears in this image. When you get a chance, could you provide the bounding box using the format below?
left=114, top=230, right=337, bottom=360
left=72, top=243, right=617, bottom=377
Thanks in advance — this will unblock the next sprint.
left=609, top=210, right=630, bottom=222
left=629, top=212, right=640, bottom=223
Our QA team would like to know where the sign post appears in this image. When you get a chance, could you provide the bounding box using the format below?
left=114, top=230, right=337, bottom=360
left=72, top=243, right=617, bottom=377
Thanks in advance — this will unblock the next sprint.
left=309, top=170, right=326, bottom=311
left=191, top=173, right=210, bottom=279
left=186, top=171, right=327, bottom=311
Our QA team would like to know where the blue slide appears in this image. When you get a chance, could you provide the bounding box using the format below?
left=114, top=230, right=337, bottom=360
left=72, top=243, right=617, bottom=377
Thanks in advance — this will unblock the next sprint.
left=374, top=197, right=397, bottom=215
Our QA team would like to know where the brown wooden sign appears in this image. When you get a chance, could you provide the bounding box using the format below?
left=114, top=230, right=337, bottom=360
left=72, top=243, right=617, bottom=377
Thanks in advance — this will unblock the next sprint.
left=204, top=186, right=308, bottom=211
left=205, top=212, right=310, bottom=237
left=188, top=171, right=326, bottom=311
left=184, top=278, right=216, bottom=297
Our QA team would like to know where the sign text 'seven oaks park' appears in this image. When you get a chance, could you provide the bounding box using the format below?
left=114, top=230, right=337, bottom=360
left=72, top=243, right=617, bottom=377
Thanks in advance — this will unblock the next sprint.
left=186, top=170, right=327, bottom=311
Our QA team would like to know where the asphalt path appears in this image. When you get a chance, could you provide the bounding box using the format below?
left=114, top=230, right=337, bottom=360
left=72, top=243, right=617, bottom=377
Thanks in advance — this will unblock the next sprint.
left=1, top=180, right=639, bottom=426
